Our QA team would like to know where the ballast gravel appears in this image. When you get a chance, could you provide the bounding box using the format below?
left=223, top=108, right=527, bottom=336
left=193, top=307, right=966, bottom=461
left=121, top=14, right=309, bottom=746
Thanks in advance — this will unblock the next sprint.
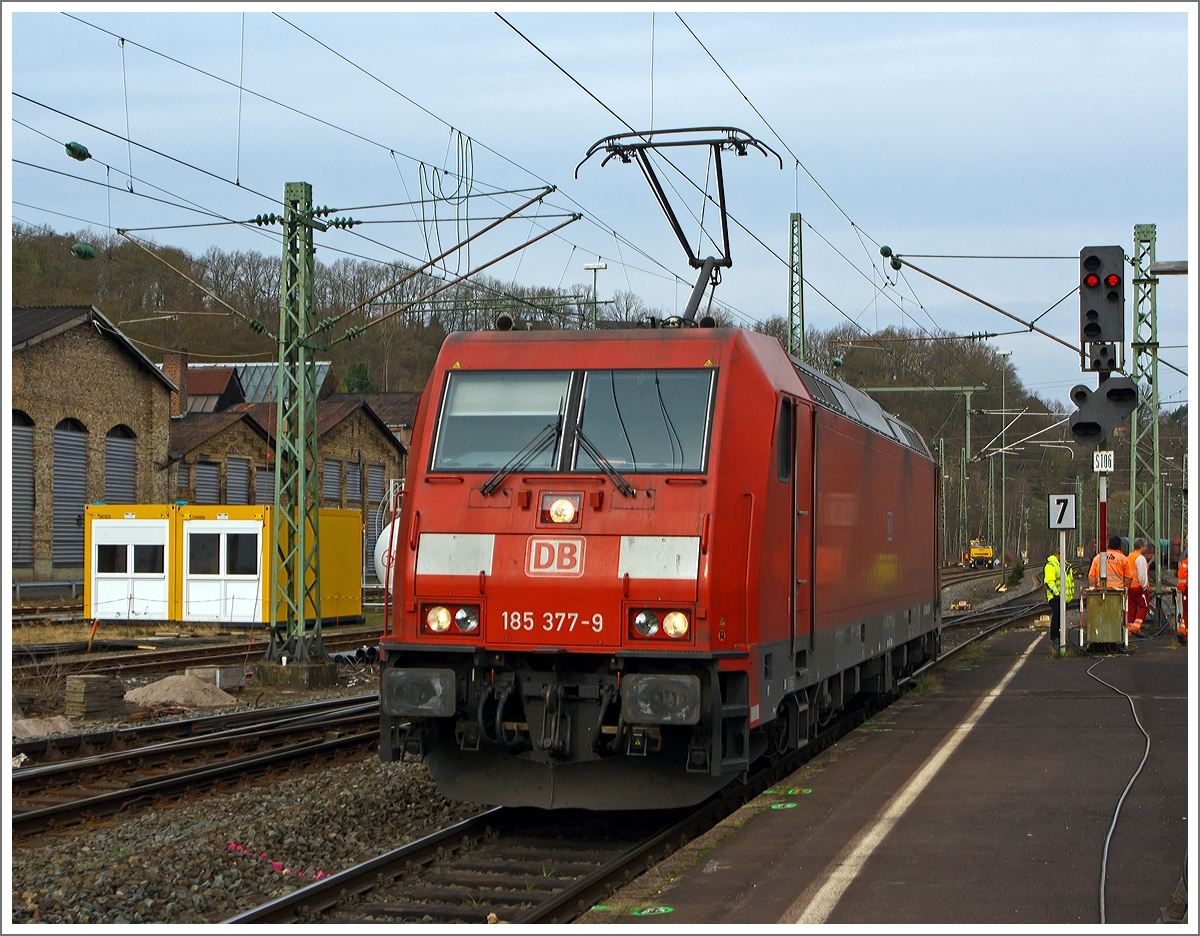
left=10, top=757, right=483, bottom=924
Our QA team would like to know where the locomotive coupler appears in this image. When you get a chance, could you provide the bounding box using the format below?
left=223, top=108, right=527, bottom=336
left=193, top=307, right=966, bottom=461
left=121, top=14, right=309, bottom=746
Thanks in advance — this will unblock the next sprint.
left=538, top=682, right=571, bottom=758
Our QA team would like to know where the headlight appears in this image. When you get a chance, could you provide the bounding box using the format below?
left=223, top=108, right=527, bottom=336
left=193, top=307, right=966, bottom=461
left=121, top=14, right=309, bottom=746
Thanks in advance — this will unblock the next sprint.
left=454, top=606, right=479, bottom=633
left=549, top=497, right=576, bottom=523
left=633, top=610, right=659, bottom=637
left=540, top=493, right=581, bottom=524
left=662, top=611, right=689, bottom=638
left=426, top=605, right=451, bottom=633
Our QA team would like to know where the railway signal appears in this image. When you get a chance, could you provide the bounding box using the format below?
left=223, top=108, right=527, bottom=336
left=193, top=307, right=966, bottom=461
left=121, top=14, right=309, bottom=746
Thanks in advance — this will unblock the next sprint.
left=1079, top=246, right=1125, bottom=372
left=1067, top=376, right=1137, bottom=444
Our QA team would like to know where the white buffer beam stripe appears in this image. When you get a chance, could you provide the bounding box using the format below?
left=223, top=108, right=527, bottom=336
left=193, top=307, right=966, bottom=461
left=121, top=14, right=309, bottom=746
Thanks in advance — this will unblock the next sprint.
left=618, top=536, right=700, bottom=580
left=416, top=533, right=495, bottom=576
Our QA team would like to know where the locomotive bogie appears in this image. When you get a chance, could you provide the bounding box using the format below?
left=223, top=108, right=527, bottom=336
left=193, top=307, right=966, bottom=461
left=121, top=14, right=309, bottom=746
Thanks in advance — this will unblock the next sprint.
left=381, top=328, right=939, bottom=809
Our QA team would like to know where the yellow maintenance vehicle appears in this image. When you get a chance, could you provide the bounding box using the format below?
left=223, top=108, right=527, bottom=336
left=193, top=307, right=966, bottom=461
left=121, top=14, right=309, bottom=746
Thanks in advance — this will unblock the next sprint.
left=967, top=539, right=995, bottom=569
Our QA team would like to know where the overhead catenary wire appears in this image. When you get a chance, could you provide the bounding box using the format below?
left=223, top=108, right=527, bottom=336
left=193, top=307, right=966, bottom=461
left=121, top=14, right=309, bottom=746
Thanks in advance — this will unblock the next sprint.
left=272, top=11, right=712, bottom=313
left=670, top=14, right=1029, bottom=389
left=118, top=231, right=273, bottom=337
left=14, top=158, right=238, bottom=222
left=57, top=12, right=736, bottom=330
left=11, top=116, right=289, bottom=251
left=14, top=115, right=586, bottom=325
left=899, top=254, right=1079, bottom=260
left=13, top=92, right=281, bottom=207
left=331, top=215, right=581, bottom=345
left=495, top=14, right=946, bottom=387
left=672, top=16, right=944, bottom=316
left=894, top=256, right=1081, bottom=356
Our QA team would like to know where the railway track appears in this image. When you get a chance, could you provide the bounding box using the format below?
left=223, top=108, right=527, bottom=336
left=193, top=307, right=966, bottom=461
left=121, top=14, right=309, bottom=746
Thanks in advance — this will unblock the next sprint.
left=11, top=695, right=382, bottom=837
left=12, top=604, right=85, bottom=625
left=225, top=693, right=895, bottom=924
left=12, top=627, right=380, bottom=679
left=227, top=601, right=1047, bottom=925
left=939, top=566, right=1003, bottom=589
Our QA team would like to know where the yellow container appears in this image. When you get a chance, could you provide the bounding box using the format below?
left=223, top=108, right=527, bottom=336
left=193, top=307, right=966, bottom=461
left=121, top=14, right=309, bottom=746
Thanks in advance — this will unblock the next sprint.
left=314, top=509, right=364, bottom=623
left=174, top=504, right=271, bottom=625
left=84, top=504, right=362, bottom=625
left=84, top=504, right=175, bottom=622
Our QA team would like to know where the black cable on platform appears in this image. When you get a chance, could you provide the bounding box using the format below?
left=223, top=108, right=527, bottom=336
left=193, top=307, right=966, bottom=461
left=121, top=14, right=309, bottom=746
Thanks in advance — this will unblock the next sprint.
left=1086, top=657, right=1152, bottom=925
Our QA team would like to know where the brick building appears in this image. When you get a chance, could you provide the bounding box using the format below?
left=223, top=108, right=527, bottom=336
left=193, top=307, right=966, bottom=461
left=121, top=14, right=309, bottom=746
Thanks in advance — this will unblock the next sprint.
left=12, top=306, right=176, bottom=581
left=232, top=400, right=405, bottom=550
left=169, top=399, right=405, bottom=574
left=169, top=411, right=274, bottom=505
left=324, top=391, right=421, bottom=453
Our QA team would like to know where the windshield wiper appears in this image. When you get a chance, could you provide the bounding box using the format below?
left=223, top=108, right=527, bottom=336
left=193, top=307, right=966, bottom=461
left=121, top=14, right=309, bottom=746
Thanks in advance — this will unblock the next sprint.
left=481, top=417, right=561, bottom=496
left=575, top=426, right=636, bottom=498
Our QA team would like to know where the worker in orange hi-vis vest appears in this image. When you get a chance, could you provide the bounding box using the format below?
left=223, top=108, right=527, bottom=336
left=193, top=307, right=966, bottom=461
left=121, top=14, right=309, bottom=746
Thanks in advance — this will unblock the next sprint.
left=1178, top=543, right=1188, bottom=644
left=1089, top=534, right=1133, bottom=591
left=1125, top=539, right=1154, bottom=634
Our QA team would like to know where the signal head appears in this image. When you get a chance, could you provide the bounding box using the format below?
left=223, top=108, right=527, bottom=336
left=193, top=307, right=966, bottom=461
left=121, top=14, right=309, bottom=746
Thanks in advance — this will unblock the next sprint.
left=1079, top=246, right=1125, bottom=366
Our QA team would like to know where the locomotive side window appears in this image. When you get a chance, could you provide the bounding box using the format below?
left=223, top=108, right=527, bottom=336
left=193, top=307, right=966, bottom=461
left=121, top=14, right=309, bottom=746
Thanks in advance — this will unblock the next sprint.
left=776, top=398, right=793, bottom=482
left=431, top=371, right=571, bottom=471
left=573, top=369, right=715, bottom=473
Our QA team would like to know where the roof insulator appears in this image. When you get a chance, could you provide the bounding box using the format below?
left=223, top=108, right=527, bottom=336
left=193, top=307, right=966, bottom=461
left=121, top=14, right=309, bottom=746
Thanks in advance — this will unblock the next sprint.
left=889, top=257, right=902, bottom=271
left=879, top=245, right=892, bottom=258
left=65, top=141, right=91, bottom=161
left=71, top=242, right=96, bottom=260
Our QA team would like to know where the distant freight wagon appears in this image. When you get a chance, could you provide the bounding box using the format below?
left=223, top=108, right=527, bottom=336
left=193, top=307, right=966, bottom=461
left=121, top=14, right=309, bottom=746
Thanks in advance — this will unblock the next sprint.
left=83, top=504, right=362, bottom=626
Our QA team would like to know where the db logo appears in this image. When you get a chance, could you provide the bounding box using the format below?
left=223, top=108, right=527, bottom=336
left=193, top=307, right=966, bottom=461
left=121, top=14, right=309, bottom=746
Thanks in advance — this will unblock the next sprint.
left=526, top=537, right=585, bottom=577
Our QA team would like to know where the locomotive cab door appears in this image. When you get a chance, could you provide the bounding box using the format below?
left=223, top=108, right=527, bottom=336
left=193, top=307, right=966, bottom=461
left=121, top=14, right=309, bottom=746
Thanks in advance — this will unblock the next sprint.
left=793, top=402, right=815, bottom=662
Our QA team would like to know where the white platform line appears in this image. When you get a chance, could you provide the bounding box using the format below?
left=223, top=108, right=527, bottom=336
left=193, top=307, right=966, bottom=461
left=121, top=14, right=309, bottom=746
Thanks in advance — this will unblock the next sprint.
left=782, top=634, right=1044, bottom=925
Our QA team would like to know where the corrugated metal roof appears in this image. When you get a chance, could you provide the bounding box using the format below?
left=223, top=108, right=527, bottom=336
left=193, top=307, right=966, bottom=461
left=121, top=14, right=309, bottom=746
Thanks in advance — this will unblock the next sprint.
left=186, top=366, right=239, bottom=396
left=190, top=362, right=334, bottom=403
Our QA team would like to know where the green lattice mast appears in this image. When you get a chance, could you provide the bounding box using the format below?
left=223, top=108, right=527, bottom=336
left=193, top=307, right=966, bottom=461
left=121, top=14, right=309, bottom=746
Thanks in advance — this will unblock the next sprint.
left=268, top=182, right=324, bottom=661
left=788, top=213, right=805, bottom=360
left=1128, top=224, right=1161, bottom=590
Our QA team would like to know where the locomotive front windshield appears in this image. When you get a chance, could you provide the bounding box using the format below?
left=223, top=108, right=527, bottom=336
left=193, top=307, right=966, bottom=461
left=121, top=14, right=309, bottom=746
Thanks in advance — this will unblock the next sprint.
left=432, top=371, right=571, bottom=470
left=430, top=368, right=715, bottom=473
left=574, top=369, right=715, bottom=472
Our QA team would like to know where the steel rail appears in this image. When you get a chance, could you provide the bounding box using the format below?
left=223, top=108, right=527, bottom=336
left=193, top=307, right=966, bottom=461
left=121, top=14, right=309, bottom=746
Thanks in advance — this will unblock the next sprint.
left=13, top=729, right=379, bottom=836
left=224, top=692, right=886, bottom=925
left=13, top=700, right=380, bottom=782
left=12, top=629, right=379, bottom=678
left=901, top=601, right=1045, bottom=687
left=223, top=810, right=504, bottom=923
left=12, top=692, right=378, bottom=761
left=224, top=605, right=1041, bottom=924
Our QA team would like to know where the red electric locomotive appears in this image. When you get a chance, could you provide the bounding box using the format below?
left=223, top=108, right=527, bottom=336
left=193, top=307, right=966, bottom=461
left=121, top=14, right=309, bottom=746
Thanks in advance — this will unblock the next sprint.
left=379, top=325, right=939, bottom=809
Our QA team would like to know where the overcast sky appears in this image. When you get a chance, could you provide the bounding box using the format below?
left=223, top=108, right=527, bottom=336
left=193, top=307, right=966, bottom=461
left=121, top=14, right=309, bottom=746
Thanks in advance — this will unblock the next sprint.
left=5, top=7, right=1195, bottom=413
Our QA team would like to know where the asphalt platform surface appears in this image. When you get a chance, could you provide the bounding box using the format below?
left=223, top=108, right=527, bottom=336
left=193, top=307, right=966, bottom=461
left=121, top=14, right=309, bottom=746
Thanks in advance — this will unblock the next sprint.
left=586, top=626, right=1188, bottom=926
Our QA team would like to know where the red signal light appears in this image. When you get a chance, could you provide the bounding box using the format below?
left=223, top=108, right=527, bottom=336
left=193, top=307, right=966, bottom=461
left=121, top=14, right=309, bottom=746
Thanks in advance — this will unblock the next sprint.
left=1084, top=273, right=1100, bottom=288
left=1105, top=274, right=1120, bottom=287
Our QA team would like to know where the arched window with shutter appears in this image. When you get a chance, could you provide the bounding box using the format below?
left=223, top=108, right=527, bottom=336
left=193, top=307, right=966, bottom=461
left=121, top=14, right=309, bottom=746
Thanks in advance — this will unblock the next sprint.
left=105, top=424, right=137, bottom=504
left=53, top=417, right=88, bottom=566
left=13, top=411, right=35, bottom=566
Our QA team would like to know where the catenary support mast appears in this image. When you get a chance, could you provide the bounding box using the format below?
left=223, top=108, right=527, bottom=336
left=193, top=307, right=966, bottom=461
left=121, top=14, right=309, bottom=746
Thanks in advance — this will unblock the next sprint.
left=1128, top=224, right=1161, bottom=590
left=267, top=182, right=325, bottom=662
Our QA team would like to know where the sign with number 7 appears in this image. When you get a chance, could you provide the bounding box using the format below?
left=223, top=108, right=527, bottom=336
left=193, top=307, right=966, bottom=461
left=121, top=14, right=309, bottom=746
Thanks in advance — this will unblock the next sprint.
left=1047, top=494, right=1077, bottom=530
